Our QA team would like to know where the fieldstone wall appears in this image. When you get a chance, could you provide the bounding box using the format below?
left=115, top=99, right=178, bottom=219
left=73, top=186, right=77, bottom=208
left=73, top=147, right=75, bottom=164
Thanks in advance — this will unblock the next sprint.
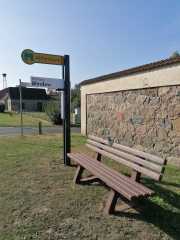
left=87, top=85, right=180, bottom=166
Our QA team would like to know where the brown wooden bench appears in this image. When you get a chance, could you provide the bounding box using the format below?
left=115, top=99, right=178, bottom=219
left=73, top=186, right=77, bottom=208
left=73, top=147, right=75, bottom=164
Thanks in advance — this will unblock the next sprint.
left=68, top=135, right=167, bottom=214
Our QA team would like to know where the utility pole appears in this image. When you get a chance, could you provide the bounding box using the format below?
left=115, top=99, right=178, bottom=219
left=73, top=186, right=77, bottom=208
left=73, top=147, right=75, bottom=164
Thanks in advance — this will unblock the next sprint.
left=19, top=79, right=23, bottom=136
left=2, top=73, right=7, bottom=89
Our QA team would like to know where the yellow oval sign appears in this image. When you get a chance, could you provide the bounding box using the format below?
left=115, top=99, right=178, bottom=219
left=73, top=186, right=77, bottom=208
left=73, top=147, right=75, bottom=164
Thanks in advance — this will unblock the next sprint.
left=21, top=49, right=64, bottom=65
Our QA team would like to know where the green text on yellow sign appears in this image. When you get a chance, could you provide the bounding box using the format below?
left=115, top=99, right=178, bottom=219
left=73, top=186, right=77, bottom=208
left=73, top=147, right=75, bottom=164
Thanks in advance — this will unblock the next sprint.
left=21, top=49, right=64, bottom=65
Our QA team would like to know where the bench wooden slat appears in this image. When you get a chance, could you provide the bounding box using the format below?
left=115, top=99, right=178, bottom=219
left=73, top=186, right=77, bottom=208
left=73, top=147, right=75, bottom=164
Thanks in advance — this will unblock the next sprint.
left=113, top=143, right=165, bottom=165
left=71, top=153, right=153, bottom=198
left=68, top=153, right=154, bottom=199
left=71, top=153, right=141, bottom=198
left=80, top=152, right=154, bottom=194
left=86, top=143, right=161, bottom=181
left=88, top=135, right=109, bottom=144
left=87, top=139, right=162, bottom=173
left=75, top=153, right=150, bottom=196
left=75, top=153, right=154, bottom=196
left=88, top=135, right=165, bottom=165
left=68, top=153, right=134, bottom=199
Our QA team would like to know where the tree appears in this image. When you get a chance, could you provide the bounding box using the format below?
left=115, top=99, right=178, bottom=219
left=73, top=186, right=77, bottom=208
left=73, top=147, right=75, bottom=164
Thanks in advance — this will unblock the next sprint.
left=44, top=101, right=62, bottom=125
left=71, top=84, right=80, bottom=112
left=170, top=51, right=180, bottom=58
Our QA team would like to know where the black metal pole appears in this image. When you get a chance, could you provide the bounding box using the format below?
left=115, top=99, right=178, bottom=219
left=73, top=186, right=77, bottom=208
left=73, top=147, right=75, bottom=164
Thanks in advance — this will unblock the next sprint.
left=63, top=55, right=71, bottom=166
left=62, top=64, right=65, bottom=164
left=38, top=121, right=42, bottom=135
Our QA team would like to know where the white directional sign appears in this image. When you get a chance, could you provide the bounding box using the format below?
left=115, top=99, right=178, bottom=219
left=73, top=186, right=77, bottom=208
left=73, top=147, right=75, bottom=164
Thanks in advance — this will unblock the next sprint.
left=31, top=76, right=64, bottom=90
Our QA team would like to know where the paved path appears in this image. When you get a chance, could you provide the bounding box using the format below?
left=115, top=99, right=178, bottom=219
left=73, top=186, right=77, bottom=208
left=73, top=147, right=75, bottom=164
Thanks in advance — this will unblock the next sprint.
left=0, top=126, right=80, bottom=136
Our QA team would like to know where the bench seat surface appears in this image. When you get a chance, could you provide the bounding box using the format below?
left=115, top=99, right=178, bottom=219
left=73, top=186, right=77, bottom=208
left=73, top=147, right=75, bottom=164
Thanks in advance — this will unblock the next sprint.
left=68, top=153, right=154, bottom=201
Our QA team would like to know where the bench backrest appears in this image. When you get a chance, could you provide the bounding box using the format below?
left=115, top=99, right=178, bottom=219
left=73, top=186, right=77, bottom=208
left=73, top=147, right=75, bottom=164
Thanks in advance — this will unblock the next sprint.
left=86, top=135, right=166, bottom=181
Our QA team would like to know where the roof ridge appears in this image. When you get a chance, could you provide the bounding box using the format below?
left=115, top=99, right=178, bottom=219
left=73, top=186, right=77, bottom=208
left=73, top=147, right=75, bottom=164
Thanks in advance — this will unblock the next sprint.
left=80, top=57, right=180, bottom=86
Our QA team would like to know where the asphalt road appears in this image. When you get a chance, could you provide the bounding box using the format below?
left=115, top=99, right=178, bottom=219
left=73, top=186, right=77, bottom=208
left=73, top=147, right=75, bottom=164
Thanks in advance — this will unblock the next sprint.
left=0, top=126, right=80, bottom=136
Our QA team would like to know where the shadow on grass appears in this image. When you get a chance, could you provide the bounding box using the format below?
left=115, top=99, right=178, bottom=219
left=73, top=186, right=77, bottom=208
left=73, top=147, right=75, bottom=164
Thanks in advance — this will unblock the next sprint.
left=115, top=180, right=180, bottom=240
left=70, top=162, right=179, bottom=239
left=69, top=163, right=78, bottom=168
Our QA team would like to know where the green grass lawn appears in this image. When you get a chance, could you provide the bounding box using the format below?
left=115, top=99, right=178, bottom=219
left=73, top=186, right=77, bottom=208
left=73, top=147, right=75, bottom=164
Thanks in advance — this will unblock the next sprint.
left=0, top=112, right=52, bottom=127
left=0, top=134, right=179, bottom=240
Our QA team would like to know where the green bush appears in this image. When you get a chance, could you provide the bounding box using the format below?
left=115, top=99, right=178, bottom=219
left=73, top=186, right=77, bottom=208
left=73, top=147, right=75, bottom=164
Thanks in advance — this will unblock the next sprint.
left=44, top=102, right=62, bottom=125
left=71, top=84, right=80, bottom=112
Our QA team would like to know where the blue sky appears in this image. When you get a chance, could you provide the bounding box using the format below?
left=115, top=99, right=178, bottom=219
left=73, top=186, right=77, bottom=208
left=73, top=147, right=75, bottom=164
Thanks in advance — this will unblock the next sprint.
left=0, top=0, right=180, bottom=89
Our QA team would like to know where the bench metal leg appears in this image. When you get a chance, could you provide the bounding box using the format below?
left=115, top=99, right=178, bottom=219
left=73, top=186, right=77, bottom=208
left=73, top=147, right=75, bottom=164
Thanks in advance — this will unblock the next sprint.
left=116, top=198, right=138, bottom=212
left=104, top=189, right=119, bottom=214
left=73, top=165, right=98, bottom=185
left=80, top=176, right=99, bottom=184
left=73, top=165, right=84, bottom=184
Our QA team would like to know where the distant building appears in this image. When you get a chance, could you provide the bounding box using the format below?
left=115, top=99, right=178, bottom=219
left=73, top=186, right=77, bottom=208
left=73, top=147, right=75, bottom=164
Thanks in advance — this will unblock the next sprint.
left=0, top=87, right=49, bottom=112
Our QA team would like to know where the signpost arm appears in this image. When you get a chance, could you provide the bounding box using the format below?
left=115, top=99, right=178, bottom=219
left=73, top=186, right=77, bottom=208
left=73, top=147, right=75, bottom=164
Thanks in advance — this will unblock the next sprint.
left=64, top=55, right=71, bottom=166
